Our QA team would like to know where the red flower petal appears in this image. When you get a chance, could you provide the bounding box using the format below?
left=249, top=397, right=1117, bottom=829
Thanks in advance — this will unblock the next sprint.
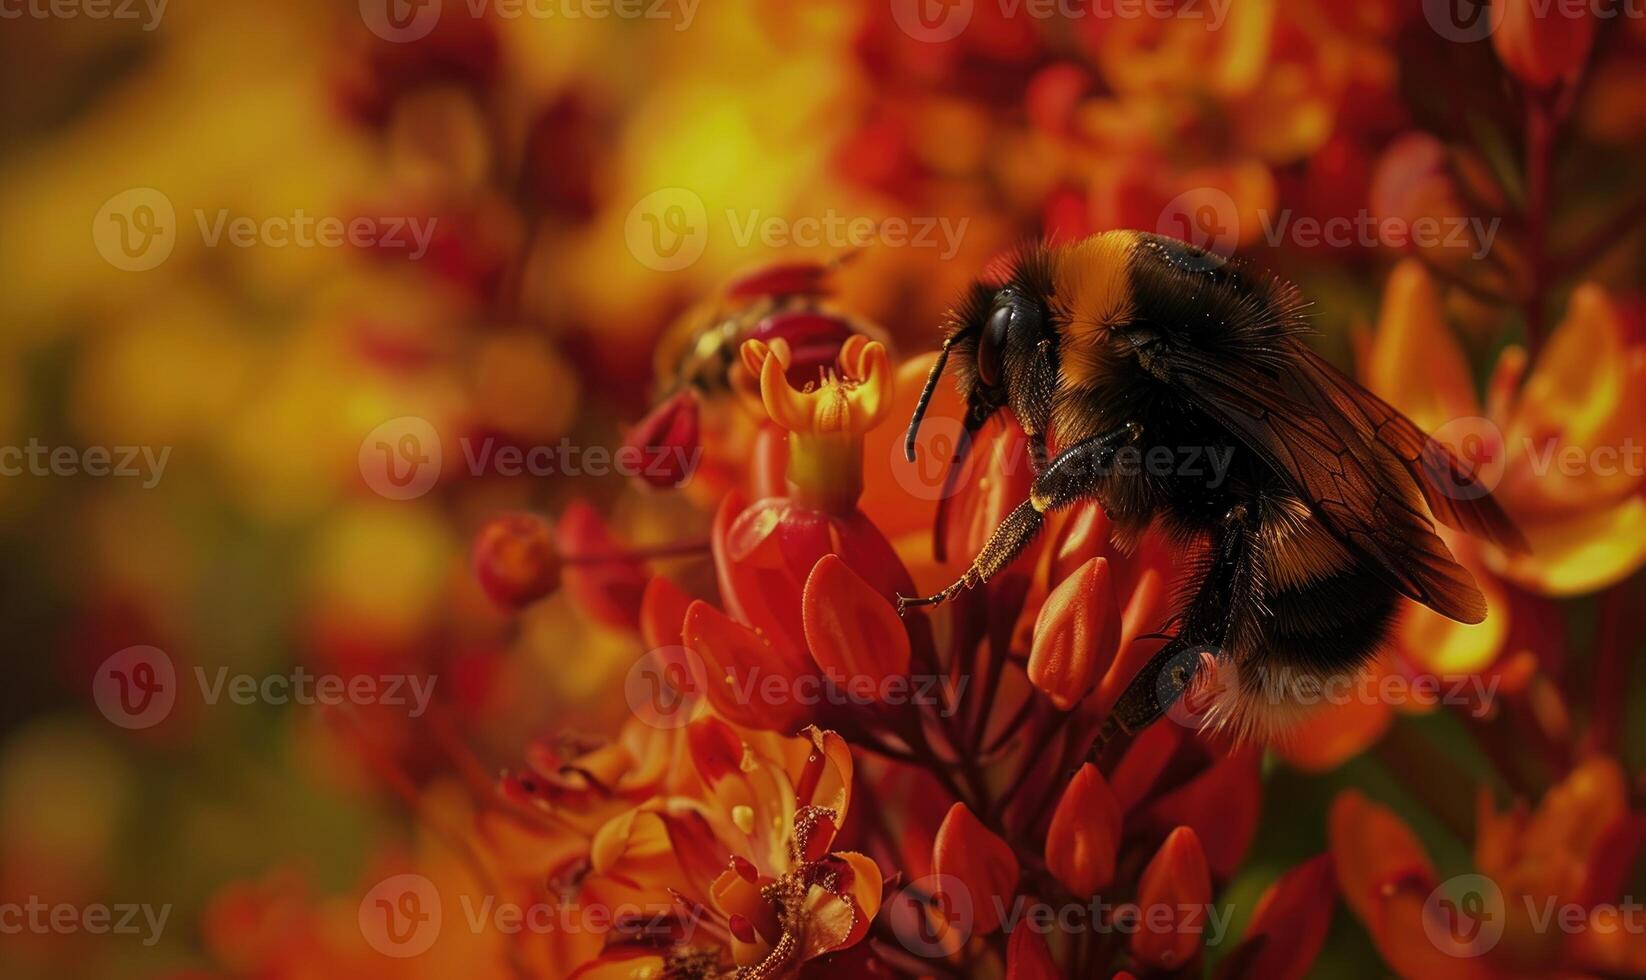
left=639, top=575, right=693, bottom=651
left=558, top=501, right=646, bottom=630
left=681, top=600, right=809, bottom=732
left=802, top=555, right=911, bottom=692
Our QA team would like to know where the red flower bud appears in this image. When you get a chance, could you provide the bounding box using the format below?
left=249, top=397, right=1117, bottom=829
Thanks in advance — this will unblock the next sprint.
left=1045, top=763, right=1123, bottom=897
left=1227, top=854, right=1336, bottom=980
left=723, top=258, right=837, bottom=302
left=1493, top=0, right=1595, bottom=89
left=1029, top=557, right=1120, bottom=710
left=933, top=803, right=1019, bottom=935
left=471, top=512, right=560, bottom=609
left=1006, top=926, right=1060, bottom=980
left=1149, top=748, right=1262, bottom=879
left=624, top=389, right=701, bottom=490
left=1131, top=827, right=1212, bottom=971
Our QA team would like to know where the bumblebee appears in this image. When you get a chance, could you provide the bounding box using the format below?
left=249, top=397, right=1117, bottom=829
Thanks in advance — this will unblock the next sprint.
left=900, top=231, right=1525, bottom=747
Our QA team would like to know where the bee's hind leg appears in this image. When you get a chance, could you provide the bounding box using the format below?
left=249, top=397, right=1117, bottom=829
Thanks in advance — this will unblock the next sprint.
left=1086, top=503, right=1265, bottom=766
left=896, top=422, right=1141, bottom=615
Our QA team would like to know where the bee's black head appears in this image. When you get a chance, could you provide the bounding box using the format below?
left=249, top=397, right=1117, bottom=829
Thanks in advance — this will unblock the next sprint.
left=903, top=280, right=1045, bottom=461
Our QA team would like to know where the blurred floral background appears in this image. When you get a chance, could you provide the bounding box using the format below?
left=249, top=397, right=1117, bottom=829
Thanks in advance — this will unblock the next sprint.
left=1, top=0, right=1645, bottom=977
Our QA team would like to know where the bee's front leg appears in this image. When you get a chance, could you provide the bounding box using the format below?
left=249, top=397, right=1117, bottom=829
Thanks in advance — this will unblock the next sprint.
left=896, top=422, right=1141, bottom=615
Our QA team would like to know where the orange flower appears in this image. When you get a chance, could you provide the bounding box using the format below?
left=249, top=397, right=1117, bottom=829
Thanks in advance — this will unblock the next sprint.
left=1277, top=261, right=1646, bottom=771
left=1330, top=759, right=1644, bottom=979
left=1366, top=261, right=1646, bottom=598
left=571, top=722, right=885, bottom=978
left=742, top=334, right=891, bottom=514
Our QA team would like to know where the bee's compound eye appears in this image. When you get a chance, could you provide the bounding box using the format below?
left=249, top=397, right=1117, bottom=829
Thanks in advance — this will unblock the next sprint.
left=978, top=303, right=1012, bottom=387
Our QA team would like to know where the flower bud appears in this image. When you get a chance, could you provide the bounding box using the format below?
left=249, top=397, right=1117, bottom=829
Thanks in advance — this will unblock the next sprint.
left=933, top=803, right=1019, bottom=935
left=1006, top=926, right=1059, bottom=980
left=1228, top=854, right=1335, bottom=980
left=1029, top=557, right=1120, bottom=710
left=624, top=389, right=701, bottom=490
left=471, top=512, right=560, bottom=609
left=1493, top=0, right=1595, bottom=89
left=1131, top=826, right=1212, bottom=970
left=1045, top=764, right=1122, bottom=897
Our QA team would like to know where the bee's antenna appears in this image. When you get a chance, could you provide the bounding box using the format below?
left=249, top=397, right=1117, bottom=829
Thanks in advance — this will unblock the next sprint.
left=903, top=340, right=953, bottom=462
